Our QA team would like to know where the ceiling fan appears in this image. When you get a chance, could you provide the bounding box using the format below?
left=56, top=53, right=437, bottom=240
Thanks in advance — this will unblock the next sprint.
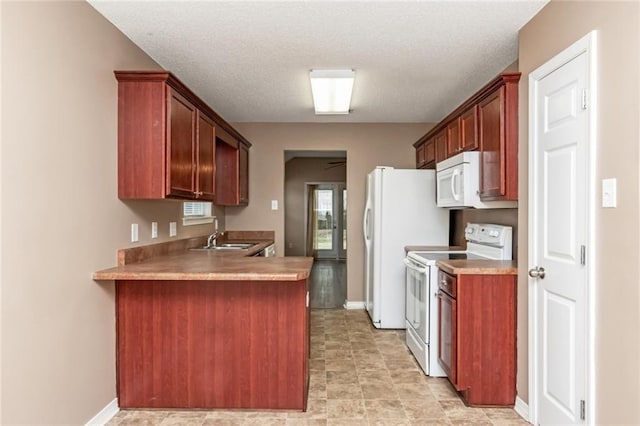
left=325, top=160, right=346, bottom=170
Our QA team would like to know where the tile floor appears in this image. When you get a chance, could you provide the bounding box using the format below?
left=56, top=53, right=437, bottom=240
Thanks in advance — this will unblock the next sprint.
left=108, top=309, right=528, bottom=425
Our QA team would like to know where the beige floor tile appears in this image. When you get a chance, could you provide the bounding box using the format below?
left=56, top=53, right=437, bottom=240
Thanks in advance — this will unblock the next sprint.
left=242, top=418, right=287, bottom=425
left=439, top=400, right=490, bottom=422
left=325, top=358, right=356, bottom=371
left=159, top=412, right=207, bottom=425
left=324, top=349, right=353, bottom=360
left=203, top=410, right=248, bottom=419
left=325, top=341, right=352, bottom=351
left=326, top=399, right=367, bottom=419
left=448, top=421, right=492, bottom=426
left=326, top=383, right=364, bottom=399
left=327, top=419, right=369, bottom=426
left=428, top=382, right=460, bottom=401
left=401, top=399, right=447, bottom=421
left=409, top=421, right=452, bottom=426
left=361, top=382, right=399, bottom=400
left=287, top=399, right=327, bottom=419
left=245, top=410, right=288, bottom=419
left=327, top=370, right=359, bottom=385
left=201, top=419, right=244, bottom=426
left=310, top=358, right=327, bottom=371
left=385, top=357, right=420, bottom=371
left=394, top=383, right=434, bottom=400
left=389, top=370, right=429, bottom=385
left=369, top=420, right=412, bottom=426
left=365, top=399, right=408, bottom=420
left=355, top=356, right=388, bottom=371
left=357, top=369, right=392, bottom=383
left=285, top=419, right=328, bottom=426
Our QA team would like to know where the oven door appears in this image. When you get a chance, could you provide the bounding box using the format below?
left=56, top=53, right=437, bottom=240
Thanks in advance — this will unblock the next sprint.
left=403, top=257, right=429, bottom=343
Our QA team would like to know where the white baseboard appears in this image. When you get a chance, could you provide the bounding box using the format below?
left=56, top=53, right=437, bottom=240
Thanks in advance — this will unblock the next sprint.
left=514, top=395, right=529, bottom=422
left=86, top=398, right=119, bottom=426
left=343, top=301, right=365, bottom=310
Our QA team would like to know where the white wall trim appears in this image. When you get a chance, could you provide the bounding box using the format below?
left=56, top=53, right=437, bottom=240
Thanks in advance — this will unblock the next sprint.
left=343, top=300, right=365, bottom=310
left=527, top=30, right=597, bottom=426
left=85, top=398, right=119, bottom=426
left=514, top=396, right=530, bottom=422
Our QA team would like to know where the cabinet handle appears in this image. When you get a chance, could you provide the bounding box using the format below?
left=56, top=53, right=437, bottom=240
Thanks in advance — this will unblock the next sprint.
left=441, top=280, right=448, bottom=286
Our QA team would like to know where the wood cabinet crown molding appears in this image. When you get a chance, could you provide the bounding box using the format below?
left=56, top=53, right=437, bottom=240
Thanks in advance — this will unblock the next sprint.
left=413, top=73, right=520, bottom=149
left=115, top=71, right=251, bottom=148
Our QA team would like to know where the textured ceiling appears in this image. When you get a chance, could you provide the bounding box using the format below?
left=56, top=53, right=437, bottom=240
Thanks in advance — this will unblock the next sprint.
left=88, top=0, right=548, bottom=123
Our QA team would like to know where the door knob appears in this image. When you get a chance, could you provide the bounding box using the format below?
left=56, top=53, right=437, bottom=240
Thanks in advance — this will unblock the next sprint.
left=528, top=266, right=546, bottom=279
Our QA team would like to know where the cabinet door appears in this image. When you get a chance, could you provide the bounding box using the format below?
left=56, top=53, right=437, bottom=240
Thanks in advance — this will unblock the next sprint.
left=239, top=144, right=249, bottom=205
left=438, top=290, right=457, bottom=386
left=415, top=144, right=426, bottom=168
left=478, top=88, right=505, bottom=198
left=167, top=89, right=197, bottom=198
left=460, top=105, right=478, bottom=151
left=196, top=112, right=216, bottom=201
left=214, top=139, right=240, bottom=205
left=424, top=138, right=436, bottom=167
left=447, top=118, right=461, bottom=155
left=434, top=130, right=448, bottom=164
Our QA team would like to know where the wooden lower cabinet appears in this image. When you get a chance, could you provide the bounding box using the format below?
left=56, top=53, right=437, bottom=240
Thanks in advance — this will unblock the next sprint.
left=438, top=271, right=516, bottom=406
left=116, top=279, right=310, bottom=410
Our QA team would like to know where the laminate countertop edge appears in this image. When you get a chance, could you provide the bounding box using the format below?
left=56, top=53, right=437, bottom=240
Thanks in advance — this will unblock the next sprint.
left=436, top=259, right=517, bottom=276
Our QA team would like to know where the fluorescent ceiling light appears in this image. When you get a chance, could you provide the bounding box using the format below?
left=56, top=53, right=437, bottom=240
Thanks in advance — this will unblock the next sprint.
left=309, top=69, right=355, bottom=115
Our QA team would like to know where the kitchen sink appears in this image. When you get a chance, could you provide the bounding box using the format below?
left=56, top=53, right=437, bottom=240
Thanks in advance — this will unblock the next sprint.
left=191, top=242, right=258, bottom=251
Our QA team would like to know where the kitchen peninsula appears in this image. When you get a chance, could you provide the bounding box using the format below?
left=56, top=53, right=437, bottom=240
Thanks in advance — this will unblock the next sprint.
left=93, top=232, right=313, bottom=411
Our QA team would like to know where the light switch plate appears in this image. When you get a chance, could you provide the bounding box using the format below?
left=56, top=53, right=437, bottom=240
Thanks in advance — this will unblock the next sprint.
left=271, top=200, right=278, bottom=210
left=602, top=178, right=617, bottom=208
left=131, top=224, right=139, bottom=242
left=151, top=222, right=158, bottom=239
left=169, top=222, right=177, bottom=237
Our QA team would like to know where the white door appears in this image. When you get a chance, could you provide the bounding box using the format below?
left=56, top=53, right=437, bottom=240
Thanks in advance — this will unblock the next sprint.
left=529, top=37, right=593, bottom=424
left=313, top=183, right=347, bottom=260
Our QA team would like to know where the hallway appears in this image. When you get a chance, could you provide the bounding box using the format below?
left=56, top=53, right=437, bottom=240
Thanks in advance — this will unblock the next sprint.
left=309, top=260, right=347, bottom=309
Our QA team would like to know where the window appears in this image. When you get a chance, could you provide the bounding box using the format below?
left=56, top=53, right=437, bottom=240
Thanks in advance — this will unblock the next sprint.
left=182, top=202, right=214, bottom=226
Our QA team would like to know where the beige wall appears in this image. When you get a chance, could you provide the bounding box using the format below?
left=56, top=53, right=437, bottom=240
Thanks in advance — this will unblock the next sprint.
left=519, top=1, right=640, bottom=423
left=1, top=2, right=217, bottom=424
left=226, top=123, right=430, bottom=301
left=284, top=157, right=347, bottom=256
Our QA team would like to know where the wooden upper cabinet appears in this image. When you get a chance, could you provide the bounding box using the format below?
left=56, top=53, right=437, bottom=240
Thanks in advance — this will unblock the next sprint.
left=166, top=89, right=198, bottom=198
left=460, top=105, right=478, bottom=152
left=196, top=112, right=216, bottom=201
left=413, top=73, right=519, bottom=198
left=214, top=138, right=249, bottom=206
left=478, top=75, right=519, bottom=201
left=416, top=143, right=427, bottom=168
left=447, top=118, right=462, bottom=155
left=434, top=129, right=448, bottom=164
left=239, top=143, right=249, bottom=205
left=115, top=71, right=251, bottom=202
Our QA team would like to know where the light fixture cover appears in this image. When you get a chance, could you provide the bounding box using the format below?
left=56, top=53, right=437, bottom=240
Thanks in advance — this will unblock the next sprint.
left=309, top=69, right=355, bottom=115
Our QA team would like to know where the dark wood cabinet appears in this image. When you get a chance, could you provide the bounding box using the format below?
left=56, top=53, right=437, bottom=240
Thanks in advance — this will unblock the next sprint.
left=239, top=143, right=249, bottom=204
left=416, top=143, right=427, bottom=168
left=478, top=76, right=519, bottom=201
left=438, top=270, right=516, bottom=407
left=416, top=137, right=436, bottom=169
left=166, top=89, right=198, bottom=199
left=434, top=129, right=448, bottom=164
left=115, top=71, right=250, bottom=203
left=414, top=74, right=519, bottom=199
left=196, top=112, right=216, bottom=200
left=116, top=278, right=310, bottom=410
left=214, top=136, right=249, bottom=206
left=460, top=105, right=478, bottom=152
left=447, top=117, right=462, bottom=155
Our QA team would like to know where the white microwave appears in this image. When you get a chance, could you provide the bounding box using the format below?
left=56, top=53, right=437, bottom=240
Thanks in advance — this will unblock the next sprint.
left=435, top=152, right=517, bottom=209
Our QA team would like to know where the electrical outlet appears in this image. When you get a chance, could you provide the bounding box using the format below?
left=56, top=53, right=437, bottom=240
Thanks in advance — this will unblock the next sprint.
left=131, top=224, right=139, bottom=242
left=151, top=222, right=158, bottom=238
left=271, top=200, right=278, bottom=210
left=288, top=242, right=293, bottom=249
left=169, top=222, right=177, bottom=237
left=602, top=178, right=617, bottom=208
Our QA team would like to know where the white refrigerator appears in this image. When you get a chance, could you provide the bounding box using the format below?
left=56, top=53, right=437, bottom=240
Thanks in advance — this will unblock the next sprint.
left=363, top=167, right=448, bottom=329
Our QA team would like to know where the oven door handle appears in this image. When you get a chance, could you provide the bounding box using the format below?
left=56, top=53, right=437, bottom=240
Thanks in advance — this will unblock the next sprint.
left=403, top=258, right=427, bottom=274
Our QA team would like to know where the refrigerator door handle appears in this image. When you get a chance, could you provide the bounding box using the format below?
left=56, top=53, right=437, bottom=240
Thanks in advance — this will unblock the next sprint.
left=363, top=207, right=371, bottom=241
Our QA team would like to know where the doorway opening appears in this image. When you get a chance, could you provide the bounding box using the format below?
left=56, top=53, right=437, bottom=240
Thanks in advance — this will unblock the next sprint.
left=284, top=150, right=347, bottom=308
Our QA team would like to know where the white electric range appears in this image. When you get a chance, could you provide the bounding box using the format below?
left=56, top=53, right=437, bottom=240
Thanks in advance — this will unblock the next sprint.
left=403, top=223, right=513, bottom=376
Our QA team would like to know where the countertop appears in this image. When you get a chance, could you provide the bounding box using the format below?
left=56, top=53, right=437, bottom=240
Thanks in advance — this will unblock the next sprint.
left=435, top=259, right=517, bottom=275
left=404, top=245, right=465, bottom=253
left=93, top=232, right=313, bottom=282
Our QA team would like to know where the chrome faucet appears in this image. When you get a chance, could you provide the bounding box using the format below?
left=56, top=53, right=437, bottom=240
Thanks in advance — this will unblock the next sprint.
left=207, top=231, right=223, bottom=248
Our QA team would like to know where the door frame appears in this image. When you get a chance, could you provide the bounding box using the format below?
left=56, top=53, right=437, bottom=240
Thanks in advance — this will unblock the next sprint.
left=527, top=31, right=597, bottom=424
left=304, top=181, right=347, bottom=260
